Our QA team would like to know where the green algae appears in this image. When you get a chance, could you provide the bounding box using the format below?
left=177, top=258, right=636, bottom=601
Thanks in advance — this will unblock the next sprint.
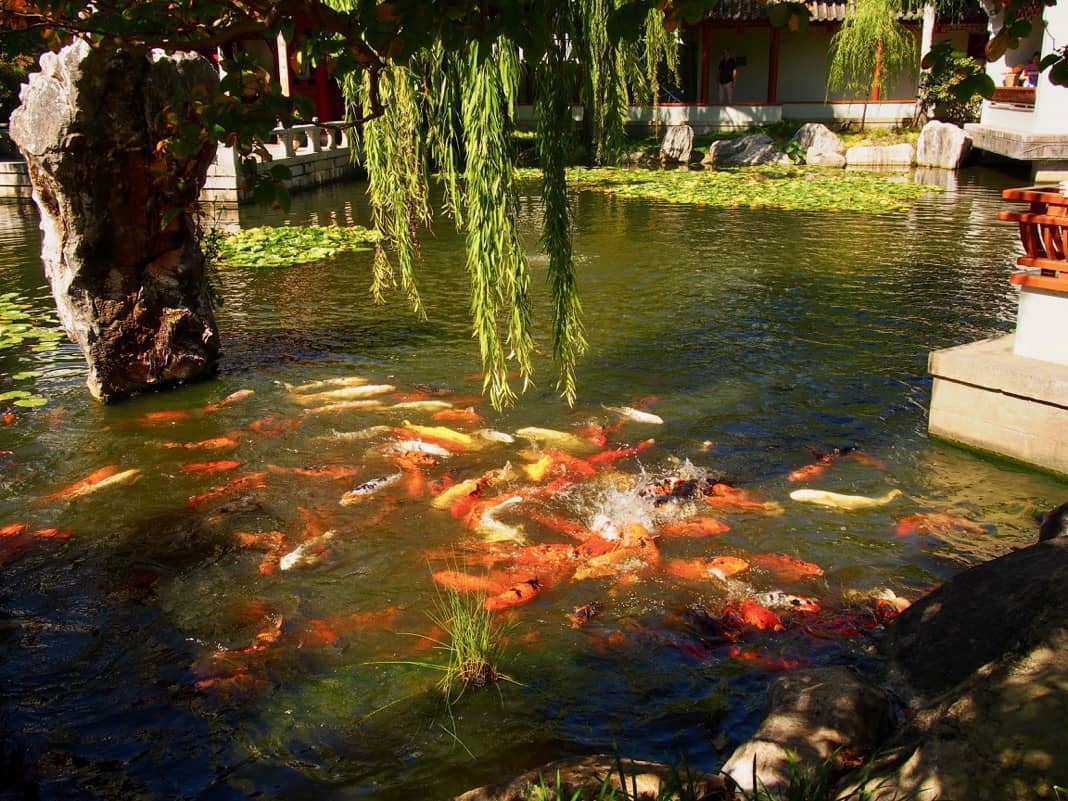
left=217, top=224, right=381, bottom=269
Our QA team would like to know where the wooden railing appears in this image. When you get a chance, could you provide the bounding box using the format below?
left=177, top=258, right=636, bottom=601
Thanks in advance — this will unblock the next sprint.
left=999, top=186, right=1068, bottom=292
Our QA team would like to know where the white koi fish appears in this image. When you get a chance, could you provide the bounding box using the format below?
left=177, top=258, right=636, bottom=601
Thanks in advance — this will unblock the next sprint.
left=284, top=376, right=368, bottom=394
left=327, top=425, right=393, bottom=440
left=387, top=400, right=454, bottom=411
left=280, top=530, right=337, bottom=571
left=382, top=440, right=453, bottom=458
left=339, top=473, right=403, bottom=506
left=753, top=591, right=821, bottom=613
left=475, top=428, right=515, bottom=445
left=789, top=488, right=903, bottom=511
left=64, top=468, right=143, bottom=502
left=477, top=495, right=527, bottom=544
left=302, top=400, right=384, bottom=416
left=290, top=384, right=396, bottom=406
left=602, top=405, right=664, bottom=425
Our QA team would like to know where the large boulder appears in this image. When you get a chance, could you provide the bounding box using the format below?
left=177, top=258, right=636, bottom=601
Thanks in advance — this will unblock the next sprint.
left=807, top=149, right=846, bottom=168
left=844, top=143, right=915, bottom=168
left=915, top=120, right=971, bottom=169
left=661, top=124, right=695, bottom=164
left=701, top=133, right=791, bottom=167
left=851, top=536, right=1068, bottom=800
left=10, top=39, right=221, bottom=402
left=720, top=666, right=894, bottom=794
left=788, top=123, right=844, bottom=159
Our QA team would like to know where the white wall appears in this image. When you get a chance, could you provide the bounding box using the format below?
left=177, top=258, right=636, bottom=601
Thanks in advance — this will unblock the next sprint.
left=1034, top=1, right=1068, bottom=133
left=702, top=26, right=772, bottom=104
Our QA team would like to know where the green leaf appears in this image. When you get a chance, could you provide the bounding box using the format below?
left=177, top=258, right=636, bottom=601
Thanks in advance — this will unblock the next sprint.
left=11, top=371, right=42, bottom=380
left=13, top=396, right=47, bottom=408
left=0, top=390, right=32, bottom=401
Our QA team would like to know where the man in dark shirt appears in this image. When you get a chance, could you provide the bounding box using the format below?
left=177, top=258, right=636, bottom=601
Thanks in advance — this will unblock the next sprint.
left=718, top=48, right=737, bottom=104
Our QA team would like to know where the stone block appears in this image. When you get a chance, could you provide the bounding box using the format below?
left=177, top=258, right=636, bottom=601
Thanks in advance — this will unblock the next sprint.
left=845, top=143, right=915, bottom=168
left=915, top=120, right=971, bottom=169
left=806, top=148, right=845, bottom=168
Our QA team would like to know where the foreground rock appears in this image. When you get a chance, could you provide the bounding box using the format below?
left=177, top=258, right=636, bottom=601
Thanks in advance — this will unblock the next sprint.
left=915, top=120, right=971, bottom=169
left=701, top=134, right=791, bottom=167
left=787, top=123, right=844, bottom=162
left=852, top=536, right=1068, bottom=800
left=721, top=666, right=894, bottom=793
left=661, top=125, right=695, bottom=164
left=10, top=39, right=220, bottom=402
left=451, top=755, right=729, bottom=801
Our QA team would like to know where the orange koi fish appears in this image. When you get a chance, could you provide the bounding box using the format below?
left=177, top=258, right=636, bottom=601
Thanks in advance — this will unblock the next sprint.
left=749, top=552, right=825, bottom=582
left=267, top=464, right=361, bottom=481
left=703, top=483, right=785, bottom=515
left=723, top=599, right=785, bottom=632
left=659, top=516, right=731, bottom=538
left=895, top=513, right=985, bottom=537
left=586, top=438, right=655, bottom=466
left=568, top=602, right=602, bottom=628
left=432, top=569, right=511, bottom=595
left=664, top=556, right=750, bottom=582
left=431, top=407, right=485, bottom=426
left=485, top=578, right=543, bottom=612
left=0, top=522, right=29, bottom=538
left=161, top=436, right=240, bottom=450
left=139, top=409, right=191, bottom=424
left=787, top=461, right=831, bottom=483
left=245, top=416, right=303, bottom=437
left=2, top=409, right=16, bottom=425
left=726, top=646, right=802, bottom=672
left=528, top=512, right=595, bottom=541
left=187, top=472, right=269, bottom=507
left=182, top=460, right=242, bottom=474
left=43, top=465, right=119, bottom=501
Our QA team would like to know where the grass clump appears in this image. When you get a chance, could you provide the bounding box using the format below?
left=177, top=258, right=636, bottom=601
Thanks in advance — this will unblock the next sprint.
left=429, top=585, right=510, bottom=702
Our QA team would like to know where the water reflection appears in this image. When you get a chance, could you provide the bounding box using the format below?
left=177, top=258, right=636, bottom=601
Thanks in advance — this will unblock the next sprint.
left=0, top=170, right=1065, bottom=801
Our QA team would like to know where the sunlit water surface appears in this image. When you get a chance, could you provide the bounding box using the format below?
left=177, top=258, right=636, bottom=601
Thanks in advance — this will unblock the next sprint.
left=1, top=167, right=1066, bottom=800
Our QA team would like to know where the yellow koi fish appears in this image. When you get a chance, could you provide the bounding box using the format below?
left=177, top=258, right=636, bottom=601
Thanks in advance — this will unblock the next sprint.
left=284, top=376, right=368, bottom=394
left=514, top=426, right=590, bottom=452
left=290, top=384, right=395, bottom=406
left=400, top=420, right=474, bottom=449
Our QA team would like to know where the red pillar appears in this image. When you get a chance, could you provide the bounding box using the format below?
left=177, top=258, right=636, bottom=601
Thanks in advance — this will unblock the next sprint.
left=699, top=21, right=711, bottom=106
left=871, top=39, right=884, bottom=101
left=767, top=27, right=780, bottom=104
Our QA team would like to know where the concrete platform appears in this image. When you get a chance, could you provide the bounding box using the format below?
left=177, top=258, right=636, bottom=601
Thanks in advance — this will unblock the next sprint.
left=928, top=334, right=1068, bottom=477
left=964, top=124, right=1068, bottom=182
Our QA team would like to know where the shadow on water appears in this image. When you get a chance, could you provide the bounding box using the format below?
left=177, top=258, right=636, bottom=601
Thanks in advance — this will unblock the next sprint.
left=1, top=166, right=1066, bottom=800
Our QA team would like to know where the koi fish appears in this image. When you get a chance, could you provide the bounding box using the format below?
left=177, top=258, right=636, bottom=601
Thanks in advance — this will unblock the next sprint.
left=161, top=436, right=240, bottom=450
left=474, top=428, right=515, bottom=445
left=723, top=599, right=784, bottom=632
left=388, top=400, right=454, bottom=411
left=432, top=477, right=482, bottom=510
left=183, top=460, right=242, bottom=474
left=789, top=488, right=902, bottom=510
left=484, top=578, right=543, bottom=612
left=279, top=530, right=337, bottom=571
left=664, top=556, right=750, bottom=581
left=187, top=472, right=269, bottom=507
left=659, top=516, right=731, bottom=537
left=267, top=464, right=361, bottom=480
left=752, top=591, right=821, bottom=613
left=514, top=426, right=590, bottom=452
left=748, top=553, right=825, bottom=582
left=477, top=495, right=528, bottom=544
left=382, top=440, right=453, bottom=458
left=339, top=473, right=402, bottom=506
left=894, top=512, right=985, bottom=537
left=726, top=646, right=802, bottom=672
left=568, top=602, right=602, bottom=628
left=284, top=376, right=368, bottom=394
left=302, top=400, right=385, bottom=415
left=327, top=425, right=393, bottom=441
left=787, top=461, right=831, bottom=483
left=432, top=569, right=511, bottom=595
left=139, top=409, right=191, bottom=424
left=289, top=384, right=395, bottom=405
left=244, top=416, right=303, bottom=437
left=0, top=523, right=29, bottom=538
left=602, top=405, right=664, bottom=425
left=205, top=389, right=254, bottom=412
left=703, top=483, right=785, bottom=515
left=586, top=439, right=655, bottom=466
left=45, top=466, right=142, bottom=502
left=432, top=407, right=485, bottom=425
left=399, top=421, right=474, bottom=449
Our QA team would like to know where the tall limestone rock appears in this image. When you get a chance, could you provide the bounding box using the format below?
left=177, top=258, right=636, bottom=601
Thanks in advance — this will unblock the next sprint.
left=10, top=39, right=221, bottom=402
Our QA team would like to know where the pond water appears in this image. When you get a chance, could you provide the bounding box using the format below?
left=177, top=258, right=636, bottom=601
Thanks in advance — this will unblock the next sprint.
left=1, top=167, right=1066, bottom=800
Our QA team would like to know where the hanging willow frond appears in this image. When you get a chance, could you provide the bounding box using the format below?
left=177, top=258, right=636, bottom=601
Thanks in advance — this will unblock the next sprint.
left=344, top=64, right=429, bottom=315
left=461, top=39, right=535, bottom=409
left=423, top=43, right=465, bottom=225
left=536, top=40, right=586, bottom=406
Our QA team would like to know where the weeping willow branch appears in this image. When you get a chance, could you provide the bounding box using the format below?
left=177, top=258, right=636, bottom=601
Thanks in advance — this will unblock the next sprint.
left=536, top=42, right=586, bottom=406
left=461, top=39, right=534, bottom=409
left=827, top=0, right=918, bottom=100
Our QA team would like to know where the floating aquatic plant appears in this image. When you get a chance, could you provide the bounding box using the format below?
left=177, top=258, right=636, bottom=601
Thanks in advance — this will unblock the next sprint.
left=216, top=224, right=381, bottom=269
left=0, top=291, right=62, bottom=409
left=516, top=166, right=938, bottom=214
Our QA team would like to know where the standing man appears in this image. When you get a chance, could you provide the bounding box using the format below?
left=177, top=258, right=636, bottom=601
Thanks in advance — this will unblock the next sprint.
left=717, top=48, right=737, bottom=104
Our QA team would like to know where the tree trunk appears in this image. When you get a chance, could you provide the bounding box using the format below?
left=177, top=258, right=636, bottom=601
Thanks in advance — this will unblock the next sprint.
left=10, top=39, right=221, bottom=402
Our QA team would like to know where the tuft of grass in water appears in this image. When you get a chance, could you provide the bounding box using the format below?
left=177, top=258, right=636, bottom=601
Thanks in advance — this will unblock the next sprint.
left=427, top=583, right=511, bottom=703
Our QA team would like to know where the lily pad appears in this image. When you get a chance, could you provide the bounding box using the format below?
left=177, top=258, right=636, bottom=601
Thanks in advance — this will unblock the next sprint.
left=13, top=396, right=48, bottom=408
left=0, top=390, right=32, bottom=402
left=11, top=371, right=43, bottom=380
left=217, top=224, right=381, bottom=269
